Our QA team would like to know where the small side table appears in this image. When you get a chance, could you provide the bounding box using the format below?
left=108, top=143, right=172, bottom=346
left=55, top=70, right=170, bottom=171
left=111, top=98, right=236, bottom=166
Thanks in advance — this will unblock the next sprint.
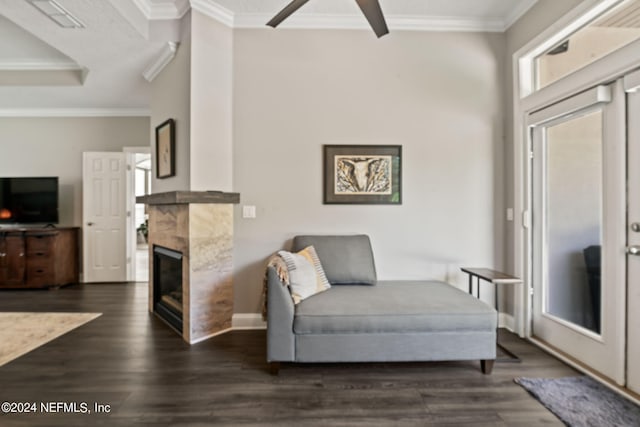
left=460, top=267, right=522, bottom=363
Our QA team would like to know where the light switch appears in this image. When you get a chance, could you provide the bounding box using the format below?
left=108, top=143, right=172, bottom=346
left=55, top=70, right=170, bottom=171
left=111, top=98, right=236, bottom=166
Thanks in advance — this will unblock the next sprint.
left=242, top=205, right=256, bottom=219
left=506, top=208, right=514, bottom=222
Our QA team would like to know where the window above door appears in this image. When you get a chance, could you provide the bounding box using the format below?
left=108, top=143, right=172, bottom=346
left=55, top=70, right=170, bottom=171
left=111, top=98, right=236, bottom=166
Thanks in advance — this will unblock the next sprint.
left=518, top=0, right=640, bottom=98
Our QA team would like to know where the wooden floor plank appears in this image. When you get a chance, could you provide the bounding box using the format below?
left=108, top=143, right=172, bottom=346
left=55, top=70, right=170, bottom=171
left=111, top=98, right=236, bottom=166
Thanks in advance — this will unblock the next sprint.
left=0, top=282, right=577, bottom=426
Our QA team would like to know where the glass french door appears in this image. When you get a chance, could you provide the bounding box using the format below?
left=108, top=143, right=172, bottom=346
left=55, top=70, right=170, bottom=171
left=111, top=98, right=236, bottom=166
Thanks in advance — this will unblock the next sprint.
left=530, top=82, right=627, bottom=385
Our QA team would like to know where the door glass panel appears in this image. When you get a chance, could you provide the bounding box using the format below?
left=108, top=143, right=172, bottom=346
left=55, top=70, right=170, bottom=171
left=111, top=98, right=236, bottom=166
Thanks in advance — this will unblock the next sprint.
left=536, top=0, right=640, bottom=90
left=544, top=110, right=602, bottom=333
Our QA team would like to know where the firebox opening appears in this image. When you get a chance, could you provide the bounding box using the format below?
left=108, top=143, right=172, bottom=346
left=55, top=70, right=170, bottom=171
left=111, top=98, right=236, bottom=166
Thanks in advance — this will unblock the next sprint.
left=153, top=245, right=183, bottom=333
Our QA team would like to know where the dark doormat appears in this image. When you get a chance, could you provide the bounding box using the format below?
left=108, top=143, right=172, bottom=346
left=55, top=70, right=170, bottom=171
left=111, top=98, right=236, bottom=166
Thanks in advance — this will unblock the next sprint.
left=515, top=376, right=640, bottom=427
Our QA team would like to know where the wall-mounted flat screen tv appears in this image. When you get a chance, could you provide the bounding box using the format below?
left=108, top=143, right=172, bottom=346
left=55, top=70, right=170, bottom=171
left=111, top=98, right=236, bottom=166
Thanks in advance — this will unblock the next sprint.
left=0, top=177, right=59, bottom=224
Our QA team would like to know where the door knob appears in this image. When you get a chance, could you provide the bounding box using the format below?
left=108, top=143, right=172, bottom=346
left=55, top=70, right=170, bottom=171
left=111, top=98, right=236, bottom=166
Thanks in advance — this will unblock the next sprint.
left=627, top=245, right=640, bottom=255
left=87, top=222, right=94, bottom=226
left=632, top=223, right=640, bottom=232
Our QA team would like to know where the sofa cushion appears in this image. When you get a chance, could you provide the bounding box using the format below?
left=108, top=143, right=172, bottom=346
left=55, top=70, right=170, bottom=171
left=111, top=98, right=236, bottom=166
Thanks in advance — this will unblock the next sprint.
left=293, top=280, right=497, bottom=334
left=292, top=235, right=377, bottom=285
left=278, top=246, right=331, bottom=304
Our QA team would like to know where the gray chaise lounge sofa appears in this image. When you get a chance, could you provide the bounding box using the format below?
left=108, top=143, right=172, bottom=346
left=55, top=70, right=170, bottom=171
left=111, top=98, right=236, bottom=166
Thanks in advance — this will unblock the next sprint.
left=267, top=235, right=497, bottom=374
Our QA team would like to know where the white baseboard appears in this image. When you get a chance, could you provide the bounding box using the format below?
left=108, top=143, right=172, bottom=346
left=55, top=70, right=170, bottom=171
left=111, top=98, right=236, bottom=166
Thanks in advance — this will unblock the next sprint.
left=499, top=313, right=515, bottom=331
left=232, top=313, right=266, bottom=330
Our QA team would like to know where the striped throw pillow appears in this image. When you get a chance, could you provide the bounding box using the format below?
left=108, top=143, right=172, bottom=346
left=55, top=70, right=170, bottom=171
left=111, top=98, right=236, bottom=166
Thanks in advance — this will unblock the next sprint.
left=278, top=245, right=331, bottom=304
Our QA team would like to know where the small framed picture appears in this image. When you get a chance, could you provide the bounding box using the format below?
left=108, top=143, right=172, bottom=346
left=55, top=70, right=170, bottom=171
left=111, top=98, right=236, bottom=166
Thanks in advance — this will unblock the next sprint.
left=156, top=119, right=175, bottom=179
left=323, top=145, right=402, bottom=204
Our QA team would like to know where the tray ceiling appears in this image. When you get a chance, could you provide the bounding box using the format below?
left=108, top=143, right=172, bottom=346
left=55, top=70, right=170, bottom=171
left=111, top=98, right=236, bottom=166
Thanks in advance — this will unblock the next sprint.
left=0, top=0, right=539, bottom=113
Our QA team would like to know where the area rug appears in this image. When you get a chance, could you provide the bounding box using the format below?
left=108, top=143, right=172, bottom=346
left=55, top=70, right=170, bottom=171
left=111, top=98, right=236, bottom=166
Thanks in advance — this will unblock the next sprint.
left=515, top=376, right=640, bottom=427
left=0, top=312, right=101, bottom=367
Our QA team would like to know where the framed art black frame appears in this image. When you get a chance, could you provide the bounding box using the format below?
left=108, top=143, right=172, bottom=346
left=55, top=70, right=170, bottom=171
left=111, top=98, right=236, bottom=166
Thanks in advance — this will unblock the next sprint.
left=156, top=118, right=175, bottom=179
left=323, top=144, right=402, bottom=204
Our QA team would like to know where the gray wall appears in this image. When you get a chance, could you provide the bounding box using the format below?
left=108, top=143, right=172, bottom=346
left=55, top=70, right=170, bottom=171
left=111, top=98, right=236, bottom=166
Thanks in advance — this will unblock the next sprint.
left=504, top=0, right=584, bottom=270
left=190, top=11, right=234, bottom=192
left=151, top=14, right=191, bottom=193
left=501, top=0, right=584, bottom=317
left=0, top=116, right=150, bottom=226
left=151, top=11, right=234, bottom=194
left=232, top=29, right=507, bottom=313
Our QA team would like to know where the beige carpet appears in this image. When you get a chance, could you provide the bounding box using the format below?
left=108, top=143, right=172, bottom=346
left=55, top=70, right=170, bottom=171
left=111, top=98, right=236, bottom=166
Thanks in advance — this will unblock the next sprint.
left=0, top=312, right=101, bottom=367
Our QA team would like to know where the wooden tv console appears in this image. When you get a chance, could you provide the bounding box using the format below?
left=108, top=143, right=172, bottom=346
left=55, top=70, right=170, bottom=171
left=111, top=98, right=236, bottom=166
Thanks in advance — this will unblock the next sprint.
left=0, top=227, right=79, bottom=289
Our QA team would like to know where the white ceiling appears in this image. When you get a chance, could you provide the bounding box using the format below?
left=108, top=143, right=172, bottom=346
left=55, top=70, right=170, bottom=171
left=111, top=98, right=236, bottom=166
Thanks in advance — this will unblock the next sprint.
left=0, top=0, right=539, bottom=114
left=0, top=0, right=172, bottom=113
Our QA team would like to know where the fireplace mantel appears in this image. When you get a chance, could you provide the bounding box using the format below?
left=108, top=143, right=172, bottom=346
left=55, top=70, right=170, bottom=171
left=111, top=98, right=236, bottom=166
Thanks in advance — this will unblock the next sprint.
left=136, top=190, right=239, bottom=205
left=138, top=190, right=239, bottom=344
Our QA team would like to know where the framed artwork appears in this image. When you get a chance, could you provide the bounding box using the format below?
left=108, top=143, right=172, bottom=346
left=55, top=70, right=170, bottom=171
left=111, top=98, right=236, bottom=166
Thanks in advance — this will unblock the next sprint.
left=323, top=145, right=402, bottom=204
left=156, top=119, right=175, bottom=179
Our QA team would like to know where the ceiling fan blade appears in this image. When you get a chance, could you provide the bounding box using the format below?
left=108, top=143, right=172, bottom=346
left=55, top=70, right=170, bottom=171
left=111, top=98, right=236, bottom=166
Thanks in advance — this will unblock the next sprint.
left=267, top=0, right=311, bottom=28
left=354, top=0, right=389, bottom=38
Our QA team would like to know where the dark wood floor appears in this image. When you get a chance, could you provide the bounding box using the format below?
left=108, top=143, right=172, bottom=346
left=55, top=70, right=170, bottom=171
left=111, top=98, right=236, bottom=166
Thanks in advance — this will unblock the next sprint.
left=0, top=282, right=577, bottom=426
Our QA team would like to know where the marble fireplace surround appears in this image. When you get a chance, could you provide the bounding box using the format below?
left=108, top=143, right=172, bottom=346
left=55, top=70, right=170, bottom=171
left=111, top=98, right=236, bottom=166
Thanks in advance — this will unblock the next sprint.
left=137, top=191, right=240, bottom=344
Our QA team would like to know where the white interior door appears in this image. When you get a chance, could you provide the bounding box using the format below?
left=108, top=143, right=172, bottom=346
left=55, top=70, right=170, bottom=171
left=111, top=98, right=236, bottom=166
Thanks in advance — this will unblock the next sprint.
left=82, top=152, right=127, bottom=283
left=625, top=73, right=640, bottom=394
left=530, top=82, right=626, bottom=385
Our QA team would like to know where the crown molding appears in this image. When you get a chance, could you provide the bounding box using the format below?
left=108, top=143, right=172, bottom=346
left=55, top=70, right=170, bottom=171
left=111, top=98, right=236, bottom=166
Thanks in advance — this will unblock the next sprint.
left=233, top=13, right=506, bottom=32
left=142, top=0, right=541, bottom=33
left=0, top=108, right=150, bottom=117
left=190, top=0, right=233, bottom=27
left=388, top=16, right=505, bottom=33
left=142, top=42, right=179, bottom=82
left=0, top=65, right=87, bottom=86
left=190, top=0, right=524, bottom=33
left=0, top=61, right=82, bottom=71
left=133, top=0, right=190, bottom=20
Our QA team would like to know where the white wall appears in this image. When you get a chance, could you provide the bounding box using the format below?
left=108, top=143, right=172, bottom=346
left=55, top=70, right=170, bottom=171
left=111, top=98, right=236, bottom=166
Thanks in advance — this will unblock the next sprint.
left=232, top=29, right=506, bottom=313
left=0, top=116, right=150, bottom=226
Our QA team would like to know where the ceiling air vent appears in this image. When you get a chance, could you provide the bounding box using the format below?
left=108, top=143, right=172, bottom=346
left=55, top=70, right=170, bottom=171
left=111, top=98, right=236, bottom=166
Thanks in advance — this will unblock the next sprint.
left=27, top=0, right=85, bottom=29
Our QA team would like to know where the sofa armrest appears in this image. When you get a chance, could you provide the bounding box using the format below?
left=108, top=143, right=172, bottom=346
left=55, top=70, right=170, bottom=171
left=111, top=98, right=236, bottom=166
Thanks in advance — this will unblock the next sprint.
left=267, top=266, right=295, bottom=362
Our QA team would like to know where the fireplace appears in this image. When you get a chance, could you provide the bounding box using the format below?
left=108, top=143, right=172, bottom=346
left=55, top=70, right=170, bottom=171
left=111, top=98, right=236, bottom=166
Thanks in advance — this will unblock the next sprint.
left=153, top=245, right=183, bottom=333
left=138, top=191, right=238, bottom=343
